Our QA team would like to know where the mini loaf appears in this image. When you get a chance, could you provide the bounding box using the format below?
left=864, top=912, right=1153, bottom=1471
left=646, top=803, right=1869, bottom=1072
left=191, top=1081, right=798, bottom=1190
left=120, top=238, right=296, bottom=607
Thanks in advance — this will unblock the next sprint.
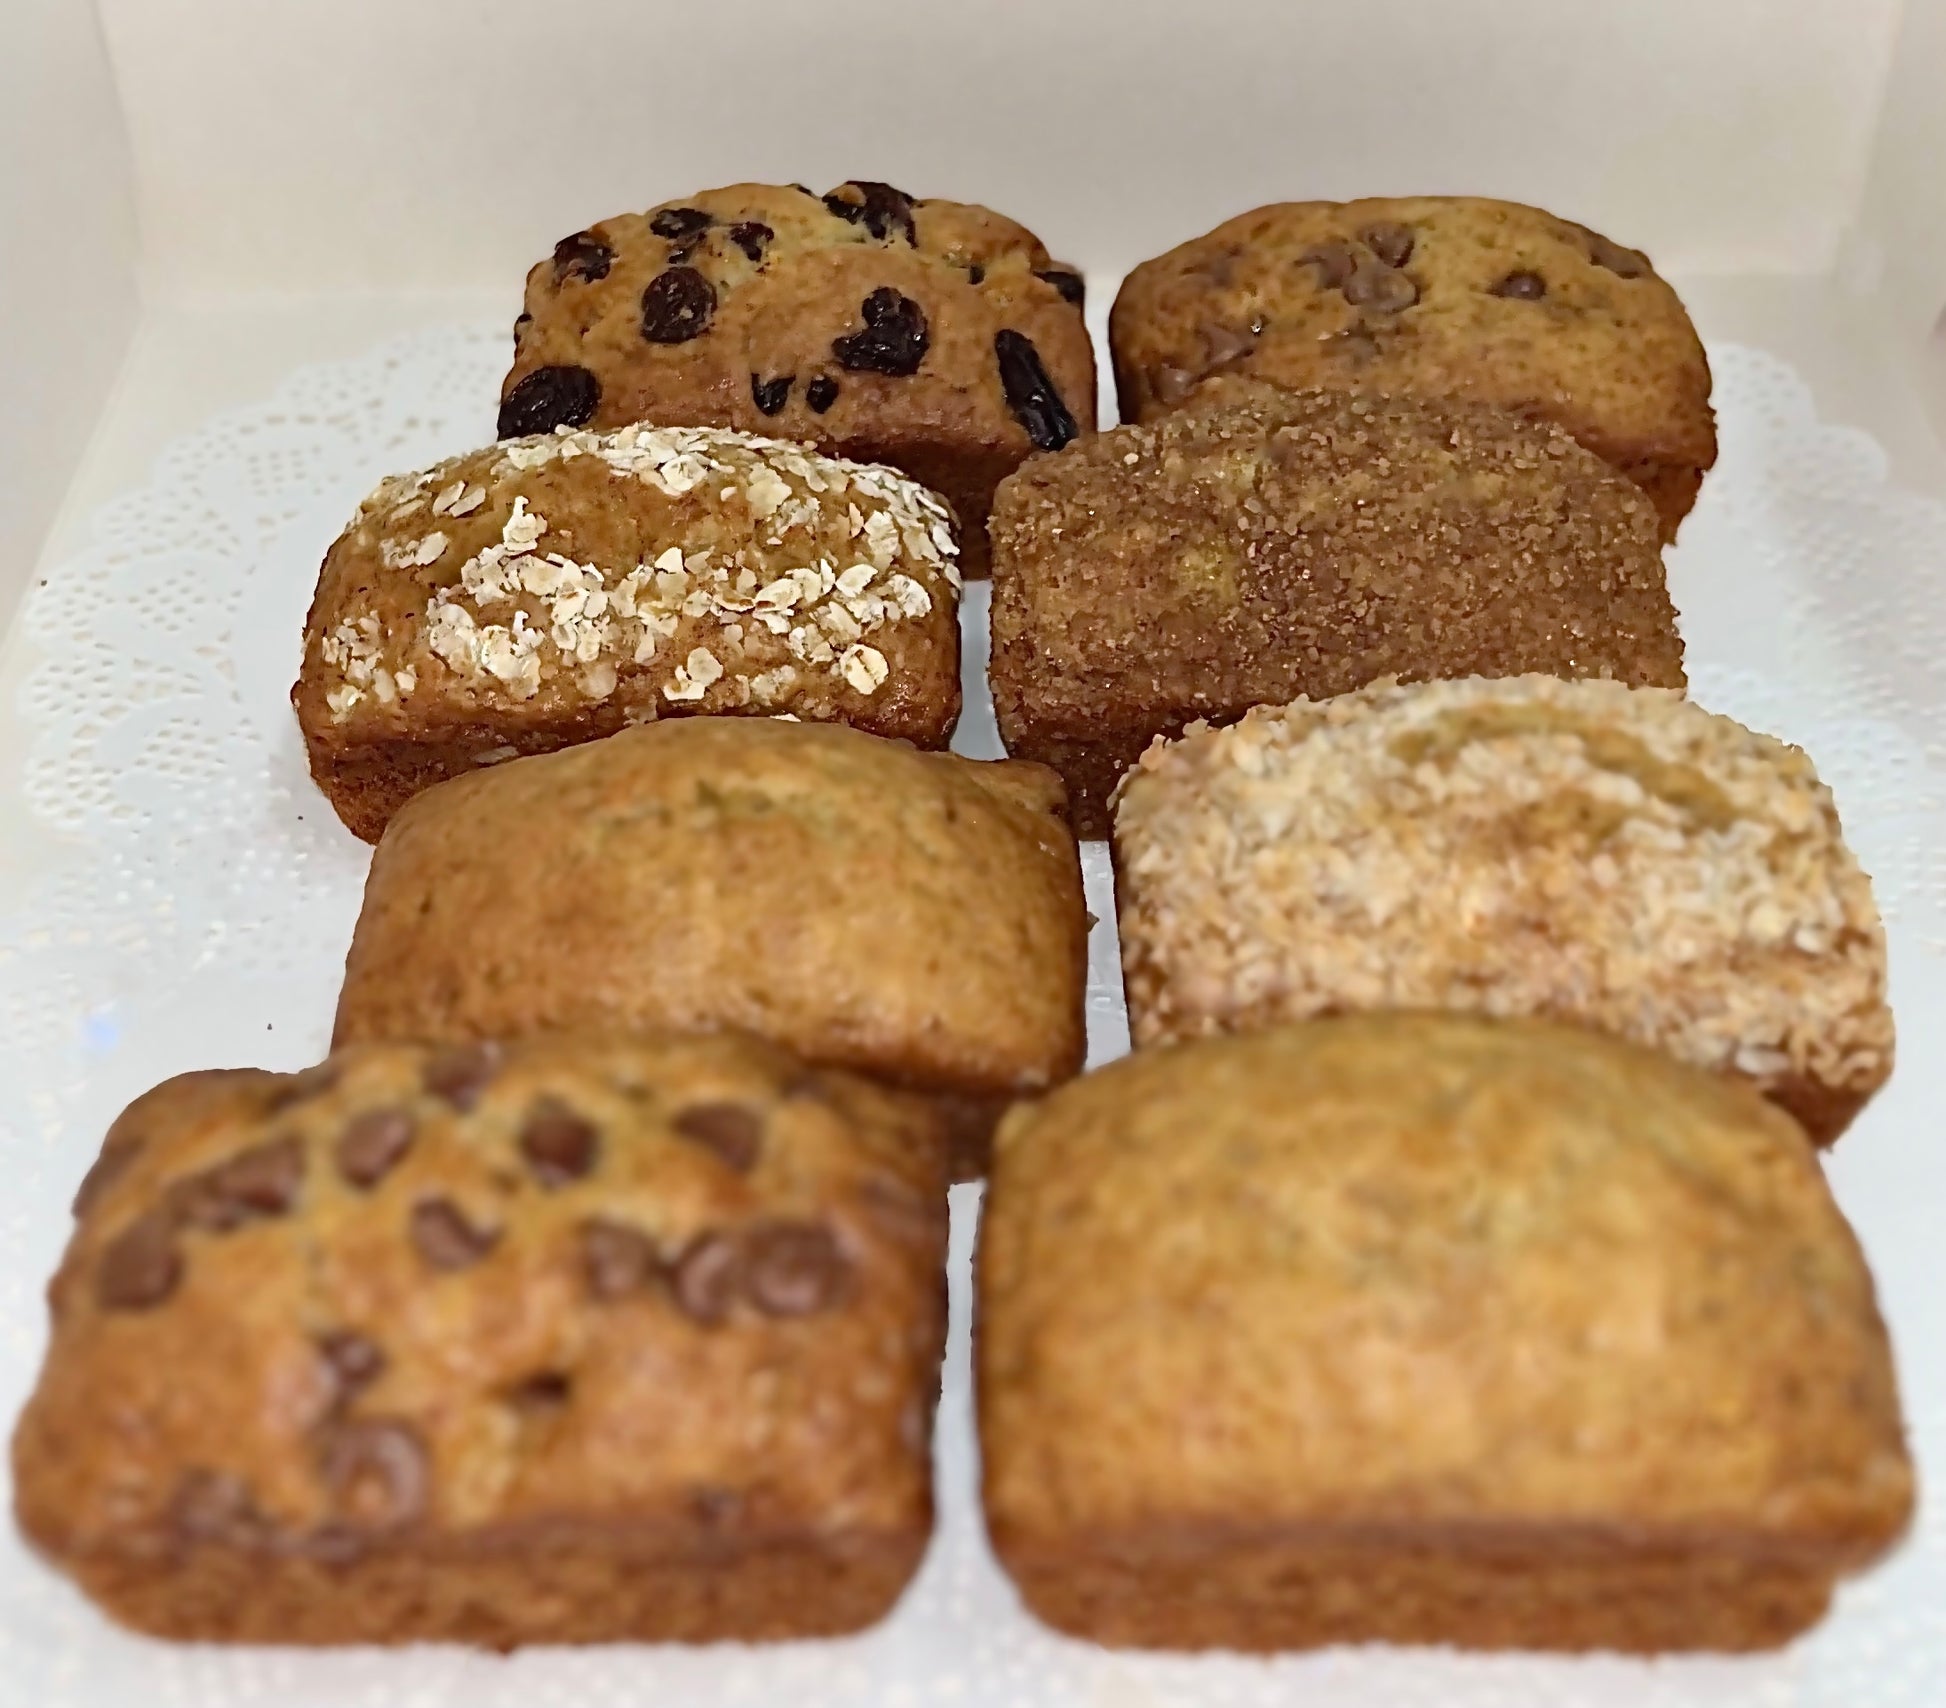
left=979, top=1015, right=1914, bottom=1653
left=12, top=1033, right=950, bottom=1647
left=990, top=381, right=1684, bottom=834
left=293, top=422, right=963, bottom=841
left=501, top=180, right=1097, bottom=576
left=1113, top=675, right=1894, bottom=1142
left=333, top=720, right=1089, bottom=1174
left=1110, top=195, right=1715, bottom=539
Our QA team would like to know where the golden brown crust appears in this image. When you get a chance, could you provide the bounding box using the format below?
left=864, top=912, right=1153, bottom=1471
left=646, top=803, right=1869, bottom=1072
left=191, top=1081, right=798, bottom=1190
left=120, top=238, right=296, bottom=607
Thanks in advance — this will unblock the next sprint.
left=989, top=383, right=1684, bottom=834
left=504, top=182, right=1098, bottom=576
left=1109, top=196, right=1715, bottom=539
left=978, top=1016, right=1914, bottom=1652
left=294, top=424, right=963, bottom=841
left=1112, top=676, right=1895, bottom=1143
left=332, top=721, right=1089, bottom=1143
left=14, top=1034, right=950, bottom=1647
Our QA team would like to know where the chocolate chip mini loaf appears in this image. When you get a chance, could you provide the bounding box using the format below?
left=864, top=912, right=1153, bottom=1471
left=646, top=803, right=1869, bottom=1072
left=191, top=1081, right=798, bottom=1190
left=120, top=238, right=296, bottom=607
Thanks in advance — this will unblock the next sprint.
left=990, top=380, right=1684, bottom=834
left=333, top=719, right=1089, bottom=1174
left=501, top=181, right=1097, bottom=576
left=979, top=1015, right=1914, bottom=1653
left=1110, top=196, right=1715, bottom=539
left=1113, top=675, right=1894, bottom=1143
left=12, top=1033, right=951, bottom=1646
left=295, top=423, right=963, bottom=842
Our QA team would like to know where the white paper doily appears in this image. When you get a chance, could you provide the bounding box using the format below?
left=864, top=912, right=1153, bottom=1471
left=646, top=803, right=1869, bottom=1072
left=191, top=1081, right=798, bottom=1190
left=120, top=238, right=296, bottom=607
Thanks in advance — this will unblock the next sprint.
left=0, top=327, right=1941, bottom=1706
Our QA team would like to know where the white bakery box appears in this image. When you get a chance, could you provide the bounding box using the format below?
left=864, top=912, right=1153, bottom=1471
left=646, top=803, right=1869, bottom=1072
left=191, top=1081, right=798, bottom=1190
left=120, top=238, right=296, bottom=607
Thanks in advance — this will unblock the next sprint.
left=3, top=0, right=1944, bottom=1701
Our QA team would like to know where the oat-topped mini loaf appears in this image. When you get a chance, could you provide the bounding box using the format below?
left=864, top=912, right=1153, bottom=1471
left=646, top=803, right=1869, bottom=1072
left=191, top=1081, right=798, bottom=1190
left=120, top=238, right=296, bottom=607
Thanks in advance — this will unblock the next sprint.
left=1115, top=675, right=1893, bottom=1142
left=1110, top=196, right=1714, bottom=539
left=979, top=1015, right=1914, bottom=1653
left=12, top=1033, right=950, bottom=1647
left=990, top=381, right=1684, bottom=834
left=294, top=423, right=962, bottom=841
left=333, top=720, right=1088, bottom=1174
left=501, top=181, right=1097, bottom=575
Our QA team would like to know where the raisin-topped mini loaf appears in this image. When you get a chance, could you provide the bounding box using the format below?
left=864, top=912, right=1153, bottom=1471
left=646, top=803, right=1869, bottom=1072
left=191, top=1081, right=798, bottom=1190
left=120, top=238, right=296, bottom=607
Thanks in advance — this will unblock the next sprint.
left=502, top=181, right=1097, bottom=576
left=1113, top=676, right=1894, bottom=1143
left=294, top=423, right=962, bottom=842
left=333, top=719, right=1089, bottom=1175
left=990, top=380, right=1684, bottom=834
left=979, top=1016, right=1914, bottom=1653
left=13, top=1033, right=950, bottom=1647
left=1111, top=196, right=1715, bottom=539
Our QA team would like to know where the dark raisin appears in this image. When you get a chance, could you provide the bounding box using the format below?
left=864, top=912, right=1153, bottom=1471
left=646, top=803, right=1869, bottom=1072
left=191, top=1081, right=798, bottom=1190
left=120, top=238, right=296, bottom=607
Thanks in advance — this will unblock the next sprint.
left=497, top=366, right=600, bottom=438
left=1491, top=270, right=1548, bottom=300
left=672, top=1231, right=743, bottom=1324
left=966, top=263, right=986, bottom=286
left=649, top=206, right=713, bottom=242
left=581, top=1219, right=663, bottom=1299
left=1343, top=264, right=1418, bottom=312
left=641, top=267, right=717, bottom=344
left=994, top=329, right=1078, bottom=451
left=727, top=221, right=773, bottom=263
left=409, top=1199, right=499, bottom=1271
left=170, top=1136, right=306, bottom=1231
left=335, top=1107, right=415, bottom=1189
left=672, top=1101, right=764, bottom=1171
left=823, top=180, right=918, bottom=244
left=751, top=373, right=793, bottom=416
left=317, top=1331, right=386, bottom=1410
left=423, top=1041, right=502, bottom=1112
left=551, top=230, right=614, bottom=285
left=169, top=1469, right=270, bottom=1549
left=512, top=311, right=533, bottom=346
left=519, top=1097, right=599, bottom=1186
left=503, top=1371, right=572, bottom=1418
left=1036, top=268, right=1085, bottom=307
left=1359, top=223, right=1415, bottom=268
left=320, top=1420, right=429, bottom=1528
left=833, top=288, right=929, bottom=375
left=744, top=1220, right=850, bottom=1316
left=1297, top=243, right=1358, bottom=289
left=95, top=1211, right=182, bottom=1310
left=806, top=375, right=839, bottom=413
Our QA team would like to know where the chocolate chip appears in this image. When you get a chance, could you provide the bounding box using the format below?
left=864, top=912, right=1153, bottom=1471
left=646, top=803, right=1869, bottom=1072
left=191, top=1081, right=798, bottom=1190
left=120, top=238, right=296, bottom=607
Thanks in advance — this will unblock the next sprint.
left=1359, top=223, right=1415, bottom=268
left=1343, top=263, right=1419, bottom=312
left=335, top=1107, right=415, bottom=1189
left=267, top=1063, right=339, bottom=1112
left=823, top=181, right=918, bottom=244
left=690, top=1485, right=744, bottom=1526
left=504, top=1371, right=572, bottom=1417
left=672, top=1231, right=742, bottom=1324
left=96, top=1211, right=181, bottom=1310
left=1490, top=269, right=1548, bottom=300
left=790, top=182, right=817, bottom=198
left=581, top=1218, right=663, bottom=1299
left=727, top=221, right=773, bottom=263
left=745, top=1220, right=850, bottom=1316
left=72, top=1138, right=140, bottom=1218
left=317, top=1331, right=386, bottom=1409
left=171, top=1136, right=306, bottom=1232
left=649, top=206, right=713, bottom=242
left=1151, top=365, right=1200, bottom=404
left=995, top=329, right=1078, bottom=451
left=641, top=267, right=717, bottom=344
left=169, top=1469, right=269, bottom=1549
left=423, top=1041, right=502, bottom=1112
left=410, top=1199, right=499, bottom=1271
left=806, top=375, right=839, bottom=413
left=1036, top=268, right=1085, bottom=307
left=320, top=1420, right=428, bottom=1529
left=1297, top=242, right=1358, bottom=289
left=751, top=373, right=793, bottom=416
left=1581, top=227, right=1648, bottom=278
left=1198, top=320, right=1255, bottom=367
left=672, top=1101, right=763, bottom=1171
left=519, top=1097, right=598, bottom=1187
left=497, top=365, right=601, bottom=438
left=833, top=287, right=929, bottom=375
left=551, top=230, right=614, bottom=285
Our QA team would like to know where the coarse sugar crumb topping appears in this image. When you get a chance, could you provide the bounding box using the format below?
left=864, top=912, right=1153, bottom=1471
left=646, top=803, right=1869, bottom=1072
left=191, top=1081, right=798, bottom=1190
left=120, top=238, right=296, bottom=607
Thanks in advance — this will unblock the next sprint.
left=1114, top=674, right=1892, bottom=1096
left=317, top=423, right=958, bottom=720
